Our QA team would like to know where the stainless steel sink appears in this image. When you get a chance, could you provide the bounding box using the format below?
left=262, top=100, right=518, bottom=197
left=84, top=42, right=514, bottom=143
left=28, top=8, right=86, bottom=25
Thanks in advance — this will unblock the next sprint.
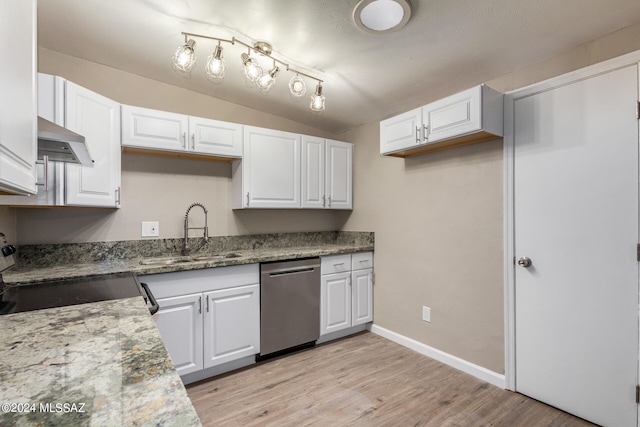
left=139, top=256, right=194, bottom=265
left=139, top=253, right=241, bottom=265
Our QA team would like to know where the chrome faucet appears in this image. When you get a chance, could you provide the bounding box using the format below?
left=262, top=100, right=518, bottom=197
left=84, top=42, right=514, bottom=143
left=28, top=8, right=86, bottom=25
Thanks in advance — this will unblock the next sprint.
left=183, top=202, right=208, bottom=256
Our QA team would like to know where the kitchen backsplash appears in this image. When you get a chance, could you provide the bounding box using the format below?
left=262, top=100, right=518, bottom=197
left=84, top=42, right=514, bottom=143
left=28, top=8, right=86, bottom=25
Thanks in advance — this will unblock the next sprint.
left=15, top=231, right=374, bottom=268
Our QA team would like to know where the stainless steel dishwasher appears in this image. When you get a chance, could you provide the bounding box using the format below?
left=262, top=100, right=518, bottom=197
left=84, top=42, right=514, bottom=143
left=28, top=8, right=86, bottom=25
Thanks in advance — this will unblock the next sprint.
left=259, top=257, right=320, bottom=359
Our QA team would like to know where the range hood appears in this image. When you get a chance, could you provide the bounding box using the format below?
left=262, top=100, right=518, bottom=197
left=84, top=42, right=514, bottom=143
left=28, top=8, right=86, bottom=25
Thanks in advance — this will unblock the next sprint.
left=37, top=117, right=93, bottom=166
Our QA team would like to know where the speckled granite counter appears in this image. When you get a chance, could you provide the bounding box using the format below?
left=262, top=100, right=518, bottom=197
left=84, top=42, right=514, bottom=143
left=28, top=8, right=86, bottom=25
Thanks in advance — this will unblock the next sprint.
left=5, top=231, right=374, bottom=285
left=0, top=297, right=201, bottom=427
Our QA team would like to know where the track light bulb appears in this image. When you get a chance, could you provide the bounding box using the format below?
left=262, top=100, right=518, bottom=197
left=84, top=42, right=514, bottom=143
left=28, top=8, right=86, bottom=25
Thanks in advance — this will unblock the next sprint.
left=289, top=75, right=306, bottom=97
left=172, top=39, right=197, bottom=72
left=310, top=83, right=326, bottom=112
left=206, top=44, right=225, bottom=81
left=257, top=65, right=280, bottom=93
left=241, top=52, right=263, bottom=82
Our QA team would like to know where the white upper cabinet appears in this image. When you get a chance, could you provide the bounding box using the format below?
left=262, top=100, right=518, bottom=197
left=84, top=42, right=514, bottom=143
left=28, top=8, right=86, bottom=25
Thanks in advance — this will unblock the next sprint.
left=65, top=81, right=121, bottom=207
left=189, top=116, right=242, bottom=158
left=0, top=0, right=37, bottom=195
left=379, top=107, right=422, bottom=155
left=233, top=126, right=301, bottom=209
left=121, top=105, right=188, bottom=151
left=121, top=105, right=242, bottom=159
left=301, top=135, right=325, bottom=209
left=380, top=84, right=503, bottom=157
left=325, top=140, right=352, bottom=210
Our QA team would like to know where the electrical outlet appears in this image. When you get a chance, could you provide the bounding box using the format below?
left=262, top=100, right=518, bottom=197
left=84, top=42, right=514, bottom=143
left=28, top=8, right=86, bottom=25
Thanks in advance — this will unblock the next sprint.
left=141, top=221, right=159, bottom=237
left=422, top=306, right=431, bottom=322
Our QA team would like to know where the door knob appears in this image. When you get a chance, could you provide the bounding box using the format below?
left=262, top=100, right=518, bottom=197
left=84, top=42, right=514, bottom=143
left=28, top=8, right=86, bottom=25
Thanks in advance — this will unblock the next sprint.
left=517, top=257, right=532, bottom=268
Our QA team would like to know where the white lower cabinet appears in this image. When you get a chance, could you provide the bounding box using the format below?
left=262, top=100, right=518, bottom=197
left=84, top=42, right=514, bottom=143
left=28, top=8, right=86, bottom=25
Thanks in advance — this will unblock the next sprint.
left=320, top=252, right=373, bottom=336
left=141, top=264, right=260, bottom=382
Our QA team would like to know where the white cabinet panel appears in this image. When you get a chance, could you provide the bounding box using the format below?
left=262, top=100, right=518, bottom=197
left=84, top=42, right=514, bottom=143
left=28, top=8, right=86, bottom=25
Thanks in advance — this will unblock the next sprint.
left=380, top=108, right=421, bottom=155
left=240, top=126, right=301, bottom=208
left=65, top=81, right=121, bottom=207
left=320, top=271, right=351, bottom=335
left=301, top=135, right=325, bottom=208
left=203, top=284, right=260, bottom=368
left=121, top=105, right=187, bottom=151
left=189, top=116, right=242, bottom=157
left=423, top=86, right=481, bottom=143
left=325, top=140, right=352, bottom=210
left=0, top=0, right=37, bottom=195
left=155, top=293, right=203, bottom=376
left=352, top=269, right=373, bottom=326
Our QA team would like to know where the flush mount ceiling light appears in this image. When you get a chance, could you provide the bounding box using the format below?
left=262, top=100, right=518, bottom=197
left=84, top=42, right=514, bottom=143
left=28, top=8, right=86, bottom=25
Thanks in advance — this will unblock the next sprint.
left=353, top=0, right=412, bottom=33
left=171, top=32, right=325, bottom=112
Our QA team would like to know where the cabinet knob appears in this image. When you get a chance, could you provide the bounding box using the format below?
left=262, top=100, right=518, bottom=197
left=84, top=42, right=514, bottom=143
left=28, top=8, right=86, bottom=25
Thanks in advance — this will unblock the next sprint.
left=517, top=257, right=532, bottom=268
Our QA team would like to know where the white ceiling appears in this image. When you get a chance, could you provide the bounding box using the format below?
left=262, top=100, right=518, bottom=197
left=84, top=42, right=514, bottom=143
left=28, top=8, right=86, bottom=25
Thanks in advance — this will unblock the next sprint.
left=38, top=0, right=640, bottom=134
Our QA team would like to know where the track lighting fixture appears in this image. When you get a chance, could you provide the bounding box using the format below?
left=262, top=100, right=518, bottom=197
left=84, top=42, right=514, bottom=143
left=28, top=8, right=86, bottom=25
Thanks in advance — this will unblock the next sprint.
left=172, top=32, right=325, bottom=112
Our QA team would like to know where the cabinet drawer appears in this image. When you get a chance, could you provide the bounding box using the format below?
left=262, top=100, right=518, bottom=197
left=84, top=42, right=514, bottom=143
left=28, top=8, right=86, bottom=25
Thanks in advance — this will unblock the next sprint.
left=321, top=254, right=351, bottom=275
left=351, top=252, right=373, bottom=271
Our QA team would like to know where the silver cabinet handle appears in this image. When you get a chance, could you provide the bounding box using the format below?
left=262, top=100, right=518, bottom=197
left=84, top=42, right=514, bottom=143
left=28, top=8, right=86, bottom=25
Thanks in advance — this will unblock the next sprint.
left=206, top=295, right=210, bottom=312
left=191, top=133, right=195, bottom=150
left=415, top=126, right=420, bottom=144
left=115, top=186, right=121, bottom=206
left=183, top=132, right=187, bottom=149
left=198, top=296, right=202, bottom=314
left=423, top=124, right=429, bottom=142
left=333, top=262, right=345, bottom=267
left=517, top=257, right=532, bottom=268
left=328, top=196, right=332, bottom=208
left=322, top=195, right=326, bottom=208
left=246, top=192, right=250, bottom=206
left=43, top=155, right=49, bottom=191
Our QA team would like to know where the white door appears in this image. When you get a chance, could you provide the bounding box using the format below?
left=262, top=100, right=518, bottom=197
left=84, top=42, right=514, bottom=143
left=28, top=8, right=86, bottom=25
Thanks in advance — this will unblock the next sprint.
left=243, top=126, right=300, bottom=208
left=121, top=105, right=188, bottom=152
left=154, top=293, right=203, bottom=376
left=379, top=107, right=422, bottom=154
left=301, top=135, right=325, bottom=209
left=351, top=268, right=373, bottom=326
left=514, top=64, right=639, bottom=427
left=325, top=140, right=353, bottom=210
left=65, top=82, right=121, bottom=207
left=0, top=0, right=37, bottom=195
left=189, top=116, right=242, bottom=158
left=320, top=272, right=351, bottom=335
left=203, top=284, right=260, bottom=368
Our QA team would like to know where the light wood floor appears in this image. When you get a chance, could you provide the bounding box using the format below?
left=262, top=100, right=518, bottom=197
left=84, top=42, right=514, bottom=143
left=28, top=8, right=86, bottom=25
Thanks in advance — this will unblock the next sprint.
left=186, top=332, right=595, bottom=426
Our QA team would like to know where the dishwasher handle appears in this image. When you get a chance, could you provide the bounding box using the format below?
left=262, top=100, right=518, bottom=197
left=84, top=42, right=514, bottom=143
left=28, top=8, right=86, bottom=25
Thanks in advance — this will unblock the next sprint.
left=268, top=267, right=316, bottom=277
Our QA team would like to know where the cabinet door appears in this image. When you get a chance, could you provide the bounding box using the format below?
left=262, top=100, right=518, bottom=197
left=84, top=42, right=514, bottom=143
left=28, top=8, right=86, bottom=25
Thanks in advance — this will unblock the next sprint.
left=0, top=0, right=37, bottom=195
left=320, top=272, right=352, bottom=335
left=203, top=284, right=260, bottom=368
left=155, top=293, right=203, bottom=376
left=422, top=86, right=481, bottom=143
left=325, top=140, right=352, bottom=210
left=301, top=135, right=325, bottom=209
left=121, top=105, right=188, bottom=152
left=243, top=126, right=300, bottom=208
left=189, top=116, right=242, bottom=158
left=65, top=82, right=121, bottom=207
left=352, top=268, right=373, bottom=326
left=379, top=107, right=422, bottom=154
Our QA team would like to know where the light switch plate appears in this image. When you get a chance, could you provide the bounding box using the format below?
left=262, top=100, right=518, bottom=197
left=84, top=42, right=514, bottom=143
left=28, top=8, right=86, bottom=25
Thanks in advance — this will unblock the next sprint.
left=141, top=221, right=159, bottom=237
left=422, top=306, right=431, bottom=322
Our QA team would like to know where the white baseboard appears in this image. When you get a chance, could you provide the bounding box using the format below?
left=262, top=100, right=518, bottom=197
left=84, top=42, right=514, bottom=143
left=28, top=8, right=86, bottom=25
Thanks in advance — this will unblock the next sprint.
left=369, top=324, right=506, bottom=389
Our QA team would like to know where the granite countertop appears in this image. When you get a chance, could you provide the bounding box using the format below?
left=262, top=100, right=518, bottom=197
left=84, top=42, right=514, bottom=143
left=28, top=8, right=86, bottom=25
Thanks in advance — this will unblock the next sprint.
left=5, top=242, right=374, bottom=285
left=0, top=297, right=201, bottom=427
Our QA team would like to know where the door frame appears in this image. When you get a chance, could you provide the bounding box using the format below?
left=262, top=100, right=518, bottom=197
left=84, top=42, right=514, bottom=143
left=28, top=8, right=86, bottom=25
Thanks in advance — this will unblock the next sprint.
left=503, top=50, right=640, bottom=401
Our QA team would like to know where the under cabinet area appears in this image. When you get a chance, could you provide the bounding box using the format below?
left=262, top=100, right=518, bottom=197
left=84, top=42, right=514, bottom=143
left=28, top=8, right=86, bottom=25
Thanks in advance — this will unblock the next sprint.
left=320, top=252, right=373, bottom=338
left=121, top=105, right=243, bottom=160
left=380, top=84, right=503, bottom=158
left=141, top=264, right=260, bottom=384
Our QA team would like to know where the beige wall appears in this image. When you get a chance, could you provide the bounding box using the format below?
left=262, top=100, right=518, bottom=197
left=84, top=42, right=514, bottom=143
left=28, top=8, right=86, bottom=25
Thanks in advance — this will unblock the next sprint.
left=6, top=22, right=640, bottom=374
left=338, top=22, right=640, bottom=374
